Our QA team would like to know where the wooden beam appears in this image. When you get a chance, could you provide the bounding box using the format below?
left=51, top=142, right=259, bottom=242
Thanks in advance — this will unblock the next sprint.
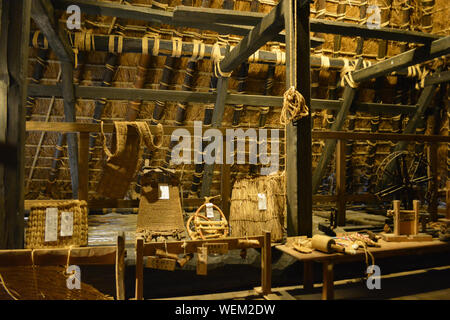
left=28, top=84, right=418, bottom=114
left=312, top=58, right=363, bottom=195
left=219, top=1, right=285, bottom=74
left=200, top=76, right=229, bottom=197
left=31, top=0, right=73, bottom=63
left=53, top=0, right=172, bottom=25
left=115, top=232, right=126, bottom=301
left=78, top=132, right=89, bottom=201
left=424, top=70, right=450, bottom=86
left=312, top=130, right=450, bottom=143
left=336, top=139, right=346, bottom=226
left=171, top=5, right=440, bottom=44
left=352, top=36, right=450, bottom=83
left=1, top=0, right=31, bottom=249
left=0, top=246, right=117, bottom=266
left=60, top=62, right=79, bottom=199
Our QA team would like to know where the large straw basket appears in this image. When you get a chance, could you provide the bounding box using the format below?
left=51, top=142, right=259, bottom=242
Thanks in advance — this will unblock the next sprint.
left=229, top=172, right=286, bottom=243
left=25, top=200, right=88, bottom=249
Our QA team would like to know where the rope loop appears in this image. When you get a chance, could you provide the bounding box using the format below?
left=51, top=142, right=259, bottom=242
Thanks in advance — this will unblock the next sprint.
left=280, top=86, right=309, bottom=125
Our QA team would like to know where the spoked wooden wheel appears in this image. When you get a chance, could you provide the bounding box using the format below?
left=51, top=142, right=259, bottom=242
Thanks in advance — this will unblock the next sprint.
left=374, top=151, right=432, bottom=210
left=186, top=203, right=229, bottom=240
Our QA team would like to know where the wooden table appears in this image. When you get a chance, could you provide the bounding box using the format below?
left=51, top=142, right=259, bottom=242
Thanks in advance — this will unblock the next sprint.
left=276, top=237, right=450, bottom=300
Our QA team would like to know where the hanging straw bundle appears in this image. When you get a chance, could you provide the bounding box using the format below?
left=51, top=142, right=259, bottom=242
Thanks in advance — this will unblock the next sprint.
left=229, top=172, right=286, bottom=243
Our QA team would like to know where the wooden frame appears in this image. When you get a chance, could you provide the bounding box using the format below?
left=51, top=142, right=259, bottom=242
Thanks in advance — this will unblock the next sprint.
left=134, top=232, right=272, bottom=300
left=0, top=233, right=126, bottom=300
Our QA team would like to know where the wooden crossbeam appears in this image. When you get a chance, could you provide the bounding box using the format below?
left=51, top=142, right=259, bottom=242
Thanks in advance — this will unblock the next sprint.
left=424, top=70, right=450, bottom=86
left=27, top=84, right=418, bottom=114
left=53, top=0, right=172, bottom=25
left=352, top=36, right=450, bottom=83
left=312, top=59, right=364, bottom=193
left=31, top=0, right=73, bottom=63
left=218, top=1, right=285, bottom=74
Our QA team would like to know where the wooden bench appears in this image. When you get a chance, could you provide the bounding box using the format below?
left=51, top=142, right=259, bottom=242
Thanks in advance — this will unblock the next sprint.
left=135, top=232, right=272, bottom=300
left=276, top=237, right=450, bottom=300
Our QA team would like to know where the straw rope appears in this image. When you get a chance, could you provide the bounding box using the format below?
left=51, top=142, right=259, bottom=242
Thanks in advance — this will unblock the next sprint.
left=280, top=86, right=309, bottom=125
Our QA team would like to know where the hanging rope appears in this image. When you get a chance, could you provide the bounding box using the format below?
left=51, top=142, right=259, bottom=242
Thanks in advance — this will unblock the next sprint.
left=211, top=42, right=233, bottom=78
left=280, top=86, right=309, bottom=125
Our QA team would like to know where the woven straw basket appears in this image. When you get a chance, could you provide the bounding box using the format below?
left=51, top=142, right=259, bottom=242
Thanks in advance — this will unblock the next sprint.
left=25, top=200, right=88, bottom=249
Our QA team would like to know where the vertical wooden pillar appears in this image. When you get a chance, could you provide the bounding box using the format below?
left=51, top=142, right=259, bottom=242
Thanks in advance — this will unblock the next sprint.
left=322, top=261, right=334, bottom=300
left=446, top=180, right=450, bottom=219
left=221, top=163, right=231, bottom=220
left=303, top=261, right=314, bottom=292
left=60, top=61, right=79, bottom=199
left=336, top=139, right=346, bottom=226
left=135, top=237, right=144, bottom=300
left=0, top=0, right=31, bottom=249
left=261, top=231, right=272, bottom=295
left=393, top=200, right=401, bottom=236
left=115, top=231, right=126, bottom=300
left=284, top=0, right=312, bottom=237
left=78, top=132, right=89, bottom=201
left=427, top=143, right=438, bottom=221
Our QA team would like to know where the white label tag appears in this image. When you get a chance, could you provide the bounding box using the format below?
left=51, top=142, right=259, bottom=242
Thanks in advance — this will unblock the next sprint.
left=258, top=193, right=267, bottom=211
left=60, top=211, right=73, bottom=237
left=206, top=203, right=214, bottom=218
left=45, top=208, right=58, bottom=242
left=159, top=184, right=170, bottom=200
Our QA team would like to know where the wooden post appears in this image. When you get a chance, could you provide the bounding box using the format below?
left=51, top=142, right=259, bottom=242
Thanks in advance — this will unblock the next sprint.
left=221, top=163, right=231, bottom=220
left=336, top=139, right=346, bottom=226
left=322, top=261, right=334, bottom=300
left=135, top=237, right=144, bottom=300
left=261, top=231, right=272, bottom=295
left=413, top=200, right=420, bottom=235
left=303, top=261, right=314, bottom=292
left=446, top=180, right=450, bottom=219
left=284, top=0, right=312, bottom=237
left=393, top=200, right=401, bottom=236
left=0, top=0, right=31, bottom=249
left=427, top=143, right=438, bottom=221
left=78, top=132, right=89, bottom=201
left=115, top=232, right=125, bottom=300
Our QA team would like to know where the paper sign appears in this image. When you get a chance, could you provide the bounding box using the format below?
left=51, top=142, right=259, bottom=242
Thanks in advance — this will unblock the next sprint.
left=45, top=208, right=58, bottom=242
left=258, top=193, right=267, bottom=211
left=60, top=211, right=73, bottom=237
left=146, top=256, right=176, bottom=271
left=159, top=184, right=170, bottom=200
left=205, top=203, right=214, bottom=218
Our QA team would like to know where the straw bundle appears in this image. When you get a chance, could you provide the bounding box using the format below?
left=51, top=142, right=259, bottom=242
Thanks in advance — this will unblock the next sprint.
left=25, top=200, right=88, bottom=249
left=0, top=266, right=112, bottom=300
left=229, top=172, right=286, bottom=242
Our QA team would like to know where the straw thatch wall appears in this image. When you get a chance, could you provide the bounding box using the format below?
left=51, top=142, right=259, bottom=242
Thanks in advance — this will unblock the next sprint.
left=25, top=0, right=449, bottom=205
